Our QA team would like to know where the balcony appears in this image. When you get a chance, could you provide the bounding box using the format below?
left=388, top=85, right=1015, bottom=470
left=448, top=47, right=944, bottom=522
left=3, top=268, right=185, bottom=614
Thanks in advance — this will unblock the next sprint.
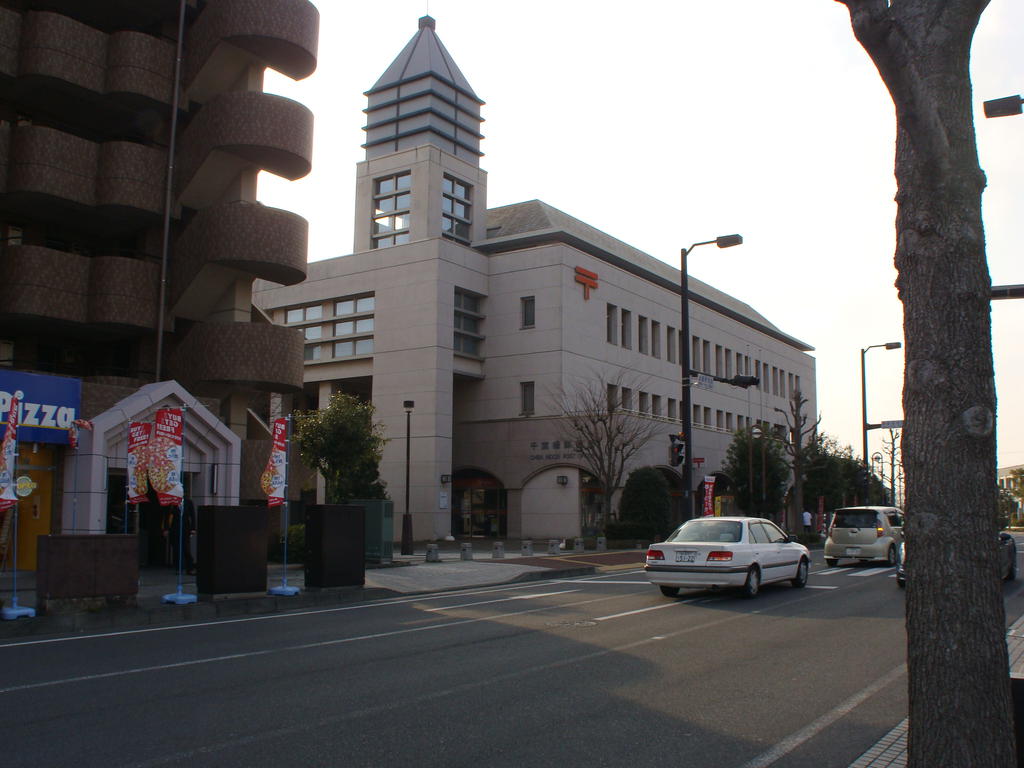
left=184, top=0, right=319, bottom=103
left=170, top=322, right=304, bottom=395
left=8, top=125, right=98, bottom=207
left=175, top=90, right=313, bottom=209
left=87, top=255, right=160, bottom=330
left=18, top=12, right=106, bottom=94
left=0, top=245, right=89, bottom=326
left=106, top=30, right=175, bottom=107
left=96, top=141, right=165, bottom=217
left=171, top=201, right=307, bottom=313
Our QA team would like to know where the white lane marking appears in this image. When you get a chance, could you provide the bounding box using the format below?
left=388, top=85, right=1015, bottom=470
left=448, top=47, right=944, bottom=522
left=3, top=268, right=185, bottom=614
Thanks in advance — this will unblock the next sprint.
left=574, top=579, right=648, bottom=585
left=816, top=568, right=853, bottom=575
left=424, top=590, right=578, bottom=612
left=0, top=593, right=627, bottom=695
left=596, top=600, right=696, bottom=621
left=737, top=663, right=905, bottom=768
left=807, top=585, right=838, bottom=590
left=850, top=567, right=894, bottom=577
left=0, top=579, right=590, bottom=649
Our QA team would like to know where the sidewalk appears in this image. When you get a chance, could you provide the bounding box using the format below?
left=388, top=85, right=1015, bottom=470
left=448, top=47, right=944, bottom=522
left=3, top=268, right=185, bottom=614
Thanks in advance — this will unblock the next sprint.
left=0, top=540, right=648, bottom=640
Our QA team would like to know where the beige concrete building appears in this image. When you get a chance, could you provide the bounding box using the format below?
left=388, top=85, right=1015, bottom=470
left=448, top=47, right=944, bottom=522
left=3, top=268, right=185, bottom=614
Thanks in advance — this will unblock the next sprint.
left=255, top=16, right=816, bottom=542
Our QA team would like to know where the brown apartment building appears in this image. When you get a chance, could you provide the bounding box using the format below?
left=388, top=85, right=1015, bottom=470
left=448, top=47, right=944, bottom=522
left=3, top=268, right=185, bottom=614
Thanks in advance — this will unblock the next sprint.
left=0, top=0, right=317, bottom=567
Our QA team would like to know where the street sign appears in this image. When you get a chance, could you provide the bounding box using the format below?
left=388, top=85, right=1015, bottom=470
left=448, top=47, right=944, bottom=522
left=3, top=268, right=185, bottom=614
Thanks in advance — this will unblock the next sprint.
left=696, top=374, right=714, bottom=391
left=880, top=420, right=904, bottom=429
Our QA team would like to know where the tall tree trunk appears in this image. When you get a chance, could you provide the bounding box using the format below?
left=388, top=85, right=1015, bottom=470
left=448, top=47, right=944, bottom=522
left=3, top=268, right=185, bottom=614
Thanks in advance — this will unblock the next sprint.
left=839, top=1, right=1012, bottom=765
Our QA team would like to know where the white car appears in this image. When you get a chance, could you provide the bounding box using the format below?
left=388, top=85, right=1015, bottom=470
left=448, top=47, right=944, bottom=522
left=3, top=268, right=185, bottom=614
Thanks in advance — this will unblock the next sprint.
left=645, top=516, right=811, bottom=598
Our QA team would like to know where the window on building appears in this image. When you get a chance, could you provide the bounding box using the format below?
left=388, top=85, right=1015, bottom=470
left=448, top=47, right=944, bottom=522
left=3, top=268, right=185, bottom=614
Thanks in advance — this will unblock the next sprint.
left=667, top=398, right=677, bottom=421
left=667, top=327, right=676, bottom=363
left=651, top=322, right=661, bottom=359
left=521, top=296, right=535, bottom=328
left=639, top=391, right=649, bottom=413
left=606, top=304, right=618, bottom=344
left=334, top=341, right=353, bottom=357
left=355, top=338, right=374, bottom=355
left=702, top=340, right=711, bottom=373
left=693, top=404, right=702, bottom=425
left=442, top=175, right=472, bottom=243
left=780, top=369, right=787, bottom=398
left=638, top=317, right=649, bottom=354
left=372, top=172, right=412, bottom=249
left=607, top=384, right=618, bottom=411
left=651, top=394, right=661, bottom=416
left=772, top=367, right=779, bottom=395
left=454, top=288, right=484, bottom=357
left=737, top=352, right=744, bottom=377
left=716, top=410, right=724, bottom=429
left=703, top=406, right=711, bottom=426
left=692, top=336, right=701, bottom=371
left=304, top=326, right=322, bottom=340
left=621, top=310, right=632, bottom=349
left=795, top=375, right=801, bottom=394
left=715, top=345, right=724, bottom=376
left=304, top=345, right=321, bottom=362
left=621, top=387, right=633, bottom=410
left=726, top=412, right=734, bottom=431
left=287, top=305, right=322, bottom=324
left=521, top=381, right=535, bottom=415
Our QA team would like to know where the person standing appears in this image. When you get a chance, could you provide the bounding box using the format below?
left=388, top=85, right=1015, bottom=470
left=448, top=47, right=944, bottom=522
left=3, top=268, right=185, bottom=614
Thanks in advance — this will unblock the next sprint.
left=802, top=509, right=812, bottom=534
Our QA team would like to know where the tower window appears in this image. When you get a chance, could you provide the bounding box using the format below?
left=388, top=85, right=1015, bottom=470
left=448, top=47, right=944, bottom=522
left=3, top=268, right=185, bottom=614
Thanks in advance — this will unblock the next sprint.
left=372, top=172, right=412, bottom=249
left=442, top=175, right=471, bottom=243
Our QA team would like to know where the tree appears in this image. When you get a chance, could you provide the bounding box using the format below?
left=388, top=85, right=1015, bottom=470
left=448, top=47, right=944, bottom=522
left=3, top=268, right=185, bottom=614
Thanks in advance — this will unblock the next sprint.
left=722, top=425, right=789, bottom=521
left=774, top=389, right=820, bottom=532
left=616, top=466, right=671, bottom=541
left=293, top=392, right=388, bottom=503
left=838, top=2, right=1011, bottom=764
left=560, top=373, right=662, bottom=529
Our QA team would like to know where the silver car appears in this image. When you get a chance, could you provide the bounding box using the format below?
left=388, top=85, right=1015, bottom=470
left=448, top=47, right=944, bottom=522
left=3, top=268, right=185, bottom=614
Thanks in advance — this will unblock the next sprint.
left=824, top=506, right=903, bottom=567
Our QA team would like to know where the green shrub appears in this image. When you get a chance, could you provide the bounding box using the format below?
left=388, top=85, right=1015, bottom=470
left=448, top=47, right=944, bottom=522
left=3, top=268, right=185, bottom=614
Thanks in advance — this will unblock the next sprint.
left=617, top=466, right=671, bottom=541
left=268, top=523, right=306, bottom=563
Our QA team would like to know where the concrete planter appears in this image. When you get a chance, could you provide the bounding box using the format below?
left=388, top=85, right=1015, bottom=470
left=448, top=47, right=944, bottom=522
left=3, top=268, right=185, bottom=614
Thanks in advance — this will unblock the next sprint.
left=35, top=534, right=139, bottom=614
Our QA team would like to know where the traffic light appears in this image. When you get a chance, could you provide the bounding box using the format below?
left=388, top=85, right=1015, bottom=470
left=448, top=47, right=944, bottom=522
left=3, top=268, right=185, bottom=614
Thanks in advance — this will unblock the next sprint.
left=668, top=433, right=685, bottom=467
left=726, top=375, right=760, bottom=388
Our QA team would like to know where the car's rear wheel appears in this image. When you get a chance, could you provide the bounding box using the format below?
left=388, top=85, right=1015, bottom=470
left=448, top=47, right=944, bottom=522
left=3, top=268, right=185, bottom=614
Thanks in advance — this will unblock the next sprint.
left=897, top=577, right=906, bottom=589
left=741, top=566, right=761, bottom=598
left=659, top=585, right=680, bottom=597
left=885, top=545, right=898, bottom=567
left=791, top=558, right=809, bottom=588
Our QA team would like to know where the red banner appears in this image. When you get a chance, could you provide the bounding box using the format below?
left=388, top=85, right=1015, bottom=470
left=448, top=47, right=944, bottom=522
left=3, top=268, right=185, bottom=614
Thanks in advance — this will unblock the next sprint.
left=0, top=390, right=22, bottom=512
left=148, top=408, right=183, bottom=506
left=262, top=418, right=288, bottom=507
left=702, top=476, right=716, bottom=517
left=127, top=421, right=152, bottom=504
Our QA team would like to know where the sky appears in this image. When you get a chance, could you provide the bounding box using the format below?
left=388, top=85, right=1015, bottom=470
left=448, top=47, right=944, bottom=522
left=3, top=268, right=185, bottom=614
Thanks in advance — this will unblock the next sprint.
left=258, top=0, right=1024, bottom=469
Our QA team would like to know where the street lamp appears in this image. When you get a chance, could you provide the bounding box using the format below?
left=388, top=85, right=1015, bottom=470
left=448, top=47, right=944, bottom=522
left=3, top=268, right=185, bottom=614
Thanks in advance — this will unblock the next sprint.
left=680, top=234, right=743, bottom=519
left=861, top=342, right=901, bottom=503
left=401, top=400, right=414, bottom=555
left=983, top=94, right=1023, bottom=118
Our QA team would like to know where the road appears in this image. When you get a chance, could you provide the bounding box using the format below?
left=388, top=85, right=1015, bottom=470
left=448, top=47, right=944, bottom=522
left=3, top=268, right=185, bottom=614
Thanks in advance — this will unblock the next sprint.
left=2, top=550, right=1022, bottom=768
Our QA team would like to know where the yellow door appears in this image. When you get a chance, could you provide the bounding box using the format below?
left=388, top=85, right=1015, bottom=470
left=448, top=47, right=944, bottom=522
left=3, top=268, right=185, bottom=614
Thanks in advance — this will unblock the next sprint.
left=11, top=446, right=55, bottom=571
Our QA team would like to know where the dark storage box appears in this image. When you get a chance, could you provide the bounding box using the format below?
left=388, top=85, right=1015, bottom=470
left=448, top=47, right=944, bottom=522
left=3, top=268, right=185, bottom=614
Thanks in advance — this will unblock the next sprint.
left=196, top=505, right=268, bottom=597
left=36, top=534, right=138, bottom=613
left=305, top=504, right=365, bottom=588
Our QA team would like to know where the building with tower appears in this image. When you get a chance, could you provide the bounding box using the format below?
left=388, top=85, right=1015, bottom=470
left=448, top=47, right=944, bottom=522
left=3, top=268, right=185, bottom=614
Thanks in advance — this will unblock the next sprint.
left=255, top=16, right=817, bottom=542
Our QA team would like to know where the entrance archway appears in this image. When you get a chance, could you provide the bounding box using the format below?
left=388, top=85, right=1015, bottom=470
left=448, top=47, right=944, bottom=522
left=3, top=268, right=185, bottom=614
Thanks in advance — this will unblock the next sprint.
left=451, top=469, right=507, bottom=538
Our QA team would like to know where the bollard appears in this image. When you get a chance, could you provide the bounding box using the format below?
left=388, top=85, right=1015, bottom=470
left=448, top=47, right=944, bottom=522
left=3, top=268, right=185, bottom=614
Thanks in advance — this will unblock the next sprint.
left=460, top=542, right=474, bottom=561
left=547, top=539, right=560, bottom=555
left=426, top=543, right=440, bottom=562
left=521, top=540, right=533, bottom=556
left=574, top=537, right=585, bottom=553
left=597, top=536, right=607, bottom=552
left=492, top=541, right=505, bottom=559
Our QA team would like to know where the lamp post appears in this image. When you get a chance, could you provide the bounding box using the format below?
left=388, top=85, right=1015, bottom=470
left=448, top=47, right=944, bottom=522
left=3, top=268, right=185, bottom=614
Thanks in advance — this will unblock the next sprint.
left=680, top=234, right=743, bottom=519
left=401, top=400, right=414, bottom=555
left=860, top=341, right=901, bottom=503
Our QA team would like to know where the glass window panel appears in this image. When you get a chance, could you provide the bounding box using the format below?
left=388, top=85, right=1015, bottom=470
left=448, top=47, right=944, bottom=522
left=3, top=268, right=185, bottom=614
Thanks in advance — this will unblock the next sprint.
left=335, top=300, right=354, bottom=315
left=394, top=214, right=410, bottom=229
left=335, top=321, right=354, bottom=335
left=304, top=326, right=322, bottom=340
left=395, top=193, right=410, bottom=209
left=443, top=197, right=453, bottom=213
left=355, top=318, right=374, bottom=333
left=334, top=341, right=353, bottom=357
left=453, top=220, right=470, bottom=239
left=373, top=217, right=394, bottom=235
left=373, top=236, right=394, bottom=248
left=376, top=177, right=395, bottom=195
left=305, top=306, right=322, bottom=321
left=394, top=233, right=410, bottom=244
left=355, top=338, right=374, bottom=355
left=304, top=345, right=321, bottom=361
left=454, top=182, right=467, bottom=198
left=375, top=198, right=395, bottom=214
left=442, top=177, right=453, bottom=194
left=356, top=297, right=375, bottom=312
left=286, top=309, right=303, bottom=323
left=396, top=173, right=411, bottom=190
left=453, top=202, right=467, bottom=218
left=441, top=217, right=453, bottom=232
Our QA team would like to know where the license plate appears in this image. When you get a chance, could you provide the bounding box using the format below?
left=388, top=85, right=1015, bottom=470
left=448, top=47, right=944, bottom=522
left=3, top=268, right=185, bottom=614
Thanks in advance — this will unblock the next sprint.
left=845, top=547, right=861, bottom=556
left=676, top=550, right=697, bottom=563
